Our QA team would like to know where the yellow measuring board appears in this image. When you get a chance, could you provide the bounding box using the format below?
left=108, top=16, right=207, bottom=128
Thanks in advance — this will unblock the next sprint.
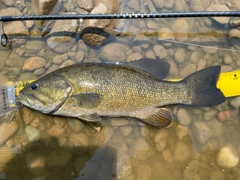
left=217, top=70, right=240, bottom=97
left=11, top=70, right=240, bottom=98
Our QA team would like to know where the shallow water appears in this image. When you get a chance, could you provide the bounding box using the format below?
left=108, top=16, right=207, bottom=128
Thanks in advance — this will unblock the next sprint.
left=1, top=0, right=240, bottom=179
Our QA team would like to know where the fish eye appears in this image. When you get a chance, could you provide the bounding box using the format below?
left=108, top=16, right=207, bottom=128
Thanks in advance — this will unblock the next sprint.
left=31, top=83, right=38, bottom=90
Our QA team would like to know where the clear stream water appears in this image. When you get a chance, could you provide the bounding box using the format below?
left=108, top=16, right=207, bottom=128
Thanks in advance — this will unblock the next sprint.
left=1, top=0, right=240, bottom=179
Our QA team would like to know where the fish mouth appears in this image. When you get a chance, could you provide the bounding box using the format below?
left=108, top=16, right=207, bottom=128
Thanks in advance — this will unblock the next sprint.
left=17, top=92, right=31, bottom=106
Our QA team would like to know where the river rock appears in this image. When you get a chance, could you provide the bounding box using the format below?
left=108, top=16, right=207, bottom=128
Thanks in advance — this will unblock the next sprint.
left=77, top=0, right=93, bottom=11
left=152, top=0, right=164, bottom=9
left=47, top=13, right=79, bottom=53
left=207, top=4, right=230, bottom=25
left=158, top=27, right=175, bottom=47
left=47, top=149, right=72, bottom=168
left=173, top=141, right=191, bottom=161
left=79, top=0, right=119, bottom=46
left=68, top=118, right=85, bottom=132
left=3, top=21, right=29, bottom=36
left=180, top=64, right=196, bottom=78
left=153, top=45, right=168, bottom=59
left=174, top=48, right=186, bottom=63
left=68, top=132, right=90, bottom=154
left=0, top=7, right=23, bottom=16
left=207, top=119, right=224, bottom=137
left=171, top=19, right=189, bottom=42
left=228, top=28, right=240, bottom=49
left=76, top=51, right=85, bottom=62
left=217, top=145, right=239, bottom=168
left=176, top=108, right=191, bottom=126
left=0, top=147, right=17, bottom=163
left=31, top=0, right=62, bottom=15
left=2, top=0, right=15, bottom=6
left=204, top=109, right=217, bottom=121
left=22, top=57, right=46, bottom=71
left=183, top=160, right=199, bottom=180
left=230, top=96, right=240, bottom=108
left=197, top=59, right=206, bottom=70
left=154, top=130, right=168, bottom=152
left=100, top=43, right=128, bottom=62
left=0, top=121, right=19, bottom=147
left=25, top=126, right=41, bottom=142
left=209, top=170, right=225, bottom=180
left=137, top=164, right=152, bottom=180
left=109, top=118, right=129, bottom=127
left=120, top=125, right=132, bottom=136
left=116, top=154, right=132, bottom=179
left=25, top=152, right=46, bottom=176
left=127, top=52, right=143, bottom=62
left=192, top=121, right=211, bottom=144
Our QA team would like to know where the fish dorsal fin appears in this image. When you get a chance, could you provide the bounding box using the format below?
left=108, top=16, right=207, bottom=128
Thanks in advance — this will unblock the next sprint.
left=70, top=92, right=103, bottom=108
left=128, top=58, right=170, bottom=79
left=78, top=113, right=101, bottom=122
left=136, top=108, right=172, bottom=127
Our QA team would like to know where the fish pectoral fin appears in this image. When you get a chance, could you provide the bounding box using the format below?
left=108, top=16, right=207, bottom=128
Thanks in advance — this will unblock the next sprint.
left=128, top=58, right=170, bottom=79
left=136, top=108, right=172, bottom=127
left=70, top=92, right=103, bottom=108
left=78, top=113, right=101, bottom=122
left=85, top=121, right=102, bottom=132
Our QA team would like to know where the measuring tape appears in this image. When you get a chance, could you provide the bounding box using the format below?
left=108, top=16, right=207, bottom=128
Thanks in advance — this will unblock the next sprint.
left=10, top=70, right=240, bottom=98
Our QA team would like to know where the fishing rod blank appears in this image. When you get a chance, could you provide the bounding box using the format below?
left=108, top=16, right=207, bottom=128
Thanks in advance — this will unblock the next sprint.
left=0, top=11, right=240, bottom=21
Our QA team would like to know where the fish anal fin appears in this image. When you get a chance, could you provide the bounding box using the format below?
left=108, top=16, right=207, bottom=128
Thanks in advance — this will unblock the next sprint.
left=136, top=108, right=172, bottom=127
left=70, top=92, right=103, bottom=108
left=78, top=113, right=101, bottom=122
left=85, top=121, right=102, bottom=132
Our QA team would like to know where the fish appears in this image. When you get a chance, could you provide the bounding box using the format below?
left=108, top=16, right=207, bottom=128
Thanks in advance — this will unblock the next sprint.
left=17, top=58, right=226, bottom=131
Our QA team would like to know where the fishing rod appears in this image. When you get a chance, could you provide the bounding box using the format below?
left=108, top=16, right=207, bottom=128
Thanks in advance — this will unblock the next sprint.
left=0, top=11, right=240, bottom=21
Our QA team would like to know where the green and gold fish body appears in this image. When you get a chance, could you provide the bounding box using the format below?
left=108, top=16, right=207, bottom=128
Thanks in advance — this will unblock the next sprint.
left=17, top=59, right=225, bottom=129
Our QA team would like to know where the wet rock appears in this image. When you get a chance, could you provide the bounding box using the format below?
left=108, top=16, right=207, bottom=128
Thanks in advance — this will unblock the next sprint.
left=25, top=126, right=41, bottom=142
left=127, top=52, right=143, bottom=62
left=158, top=27, right=175, bottom=47
left=162, top=149, right=173, bottom=162
left=217, top=145, right=239, bottom=168
left=192, top=121, right=211, bottom=144
left=68, top=118, right=85, bottom=132
left=0, top=7, right=23, bottom=16
left=177, top=108, right=191, bottom=126
left=173, top=141, right=191, bottom=161
left=175, top=124, right=188, bottom=139
left=230, top=96, right=240, bottom=108
left=137, top=164, right=152, bottom=180
left=145, top=50, right=156, bottom=59
left=53, top=55, right=64, bottom=64
left=168, top=59, right=179, bottom=78
left=207, top=119, right=224, bottom=137
left=228, top=29, right=240, bottom=49
left=116, top=154, right=132, bottom=179
left=2, top=0, right=15, bottom=6
left=183, top=160, right=199, bottom=180
left=134, top=138, right=151, bottom=160
left=76, top=51, right=85, bottom=62
left=47, top=149, right=72, bottom=168
left=109, top=118, right=129, bottom=127
left=197, top=59, right=206, bottom=70
left=68, top=132, right=89, bottom=154
left=79, top=0, right=119, bottom=46
left=100, top=43, right=128, bottom=62
left=152, top=0, right=164, bottom=9
left=47, top=14, right=79, bottom=53
left=174, top=48, right=186, bottom=63
left=128, top=0, right=140, bottom=11
left=3, top=21, right=29, bottom=36
left=132, top=35, right=151, bottom=48
left=154, top=129, right=168, bottom=152
left=120, top=125, right=132, bottom=136
left=207, top=4, right=230, bottom=25
left=153, top=45, right=168, bottom=59
left=25, top=152, right=46, bottom=176
left=77, top=0, right=93, bottom=11
left=164, top=0, right=175, bottom=9
left=0, top=147, right=17, bottom=163
left=22, top=57, right=46, bottom=71
left=171, top=19, right=189, bottom=42
left=209, top=170, right=225, bottom=180
left=60, top=60, right=75, bottom=68
left=180, top=64, right=196, bottom=78
left=47, top=125, right=65, bottom=137
left=31, top=0, right=62, bottom=15
left=0, top=121, right=19, bottom=147
left=217, top=110, right=231, bottom=122
left=224, top=55, right=233, bottom=65
left=204, top=109, right=217, bottom=121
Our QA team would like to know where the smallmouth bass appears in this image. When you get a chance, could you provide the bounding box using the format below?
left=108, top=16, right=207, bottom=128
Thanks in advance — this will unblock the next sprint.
left=17, top=59, right=225, bottom=131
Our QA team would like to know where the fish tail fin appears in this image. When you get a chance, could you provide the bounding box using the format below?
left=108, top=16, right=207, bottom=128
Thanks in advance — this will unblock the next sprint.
left=183, top=66, right=226, bottom=106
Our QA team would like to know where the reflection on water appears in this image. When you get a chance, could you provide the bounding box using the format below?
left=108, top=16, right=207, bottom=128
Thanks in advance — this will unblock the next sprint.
left=1, top=0, right=240, bottom=179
